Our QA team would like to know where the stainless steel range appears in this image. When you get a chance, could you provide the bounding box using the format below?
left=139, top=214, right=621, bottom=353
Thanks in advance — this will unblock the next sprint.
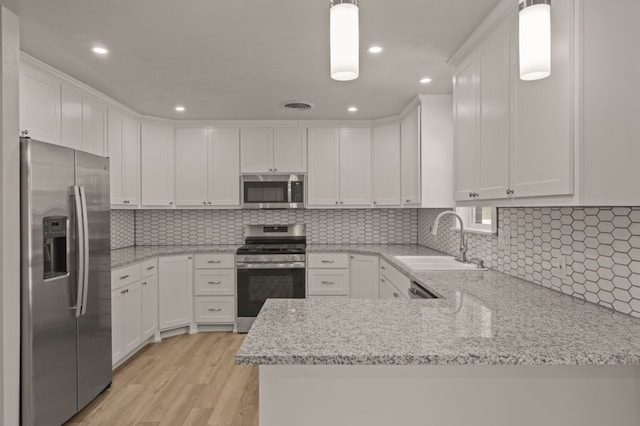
left=236, top=224, right=307, bottom=333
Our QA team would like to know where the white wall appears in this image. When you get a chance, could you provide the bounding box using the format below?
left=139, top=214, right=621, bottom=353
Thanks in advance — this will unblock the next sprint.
left=0, top=7, right=21, bottom=426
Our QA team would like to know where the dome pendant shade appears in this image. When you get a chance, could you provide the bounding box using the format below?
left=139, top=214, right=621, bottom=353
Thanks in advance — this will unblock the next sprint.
left=330, top=1, right=359, bottom=81
left=519, top=0, right=551, bottom=81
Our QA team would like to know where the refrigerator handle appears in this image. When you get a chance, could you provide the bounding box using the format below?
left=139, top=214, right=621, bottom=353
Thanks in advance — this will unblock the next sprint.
left=72, top=186, right=84, bottom=318
left=79, top=186, right=90, bottom=316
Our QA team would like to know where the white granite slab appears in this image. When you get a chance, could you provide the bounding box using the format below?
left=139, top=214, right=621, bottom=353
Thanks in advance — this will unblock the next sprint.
left=237, top=245, right=640, bottom=366
left=111, top=245, right=239, bottom=268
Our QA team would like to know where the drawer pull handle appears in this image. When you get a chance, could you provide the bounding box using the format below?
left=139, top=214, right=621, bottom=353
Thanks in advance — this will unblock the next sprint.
left=208, top=281, right=222, bottom=285
left=120, top=275, right=130, bottom=280
left=321, top=260, right=335, bottom=263
left=208, top=260, right=221, bottom=264
left=146, top=266, right=155, bottom=270
left=321, top=281, right=335, bottom=285
left=142, top=281, right=147, bottom=286
left=381, top=266, right=386, bottom=270
left=393, top=292, right=400, bottom=298
left=208, top=308, right=222, bottom=312
left=381, top=278, right=386, bottom=282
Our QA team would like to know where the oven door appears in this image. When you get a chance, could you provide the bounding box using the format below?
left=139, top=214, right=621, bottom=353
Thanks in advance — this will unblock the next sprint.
left=236, top=264, right=305, bottom=332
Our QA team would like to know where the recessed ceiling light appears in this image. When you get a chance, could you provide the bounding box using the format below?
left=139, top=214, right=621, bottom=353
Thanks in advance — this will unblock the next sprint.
left=348, top=106, right=358, bottom=112
left=419, top=77, right=433, bottom=84
left=367, top=46, right=383, bottom=54
left=91, top=46, right=109, bottom=55
left=175, top=105, right=186, bottom=112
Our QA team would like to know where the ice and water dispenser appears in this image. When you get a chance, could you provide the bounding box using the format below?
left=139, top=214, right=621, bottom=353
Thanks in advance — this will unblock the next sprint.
left=43, top=216, right=68, bottom=279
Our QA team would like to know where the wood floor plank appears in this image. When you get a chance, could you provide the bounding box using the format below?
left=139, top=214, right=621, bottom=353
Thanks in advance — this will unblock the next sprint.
left=65, top=332, right=258, bottom=426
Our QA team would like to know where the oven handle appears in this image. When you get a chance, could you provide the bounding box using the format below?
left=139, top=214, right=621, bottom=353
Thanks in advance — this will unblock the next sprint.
left=236, top=262, right=306, bottom=270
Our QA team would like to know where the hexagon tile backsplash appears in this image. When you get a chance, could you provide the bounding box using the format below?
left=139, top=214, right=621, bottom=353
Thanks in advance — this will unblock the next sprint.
left=418, top=208, right=640, bottom=319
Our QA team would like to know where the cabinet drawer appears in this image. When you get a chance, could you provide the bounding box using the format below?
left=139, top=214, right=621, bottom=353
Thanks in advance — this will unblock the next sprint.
left=194, top=254, right=235, bottom=269
left=380, top=259, right=410, bottom=294
left=141, top=258, right=157, bottom=277
left=307, top=253, right=349, bottom=269
left=379, top=276, right=407, bottom=300
left=111, top=263, right=141, bottom=290
left=308, top=269, right=350, bottom=296
left=194, top=296, right=235, bottom=324
left=194, top=270, right=235, bottom=296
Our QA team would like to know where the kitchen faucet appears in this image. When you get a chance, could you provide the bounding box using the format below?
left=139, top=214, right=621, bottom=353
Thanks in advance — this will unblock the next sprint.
left=431, top=211, right=468, bottom=263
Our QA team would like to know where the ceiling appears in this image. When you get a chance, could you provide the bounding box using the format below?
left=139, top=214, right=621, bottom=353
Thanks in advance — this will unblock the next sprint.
left=4, top=0, right=502, bottom=120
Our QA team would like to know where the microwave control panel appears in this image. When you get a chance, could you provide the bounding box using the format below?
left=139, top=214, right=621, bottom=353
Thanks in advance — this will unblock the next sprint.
left=291, top=182, right=304, bottom=203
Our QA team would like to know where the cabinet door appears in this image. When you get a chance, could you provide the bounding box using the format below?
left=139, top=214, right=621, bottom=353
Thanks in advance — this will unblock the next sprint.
left=107, top=109, right=125, bottom=206
left=83, top=96, right=107, bottom=156
left=241, top=128, right=273, bottom=173
left=141, top=275, right=158, bottom=340
left=273, top=128, right=307, bottom=172
left=477, top=18, right=511, bottom=200
left=111, top=288, right=124, bottom=365
left=379, top=277, right=398, bottom=300
left=141, top=123, right=175, bottom=207
left=453, top=57, right=479, bottom=201
left=339, top=128, right=372, bottom=206
left=122, top=116, right=141, bottom=205
left=512, top=0, right=574, bottom=198
left=61, top=83, right=84, bottom=151
left=307, top=128, right=340, bottom=206
left=209, top=128, right=240, bottom=206
left=350, top=255, right=379, bottom=299
left=175, top=128, right=209, bottom=206
left=400, top=107, right=421, bottom=205
left=122, top=282, right=143, bottom=355
left=158, top=255, right=193, bottom=331
left=19, top=62, right=61, bottom=144
left=372, top=124, right=401, bottom=206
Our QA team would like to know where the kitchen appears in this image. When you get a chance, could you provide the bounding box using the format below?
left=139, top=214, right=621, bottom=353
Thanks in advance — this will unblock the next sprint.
left=1, top=0, right=640, bottom=425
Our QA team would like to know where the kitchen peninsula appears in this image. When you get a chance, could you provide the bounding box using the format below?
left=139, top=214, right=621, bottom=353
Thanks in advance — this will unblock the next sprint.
left=236, top=250, right=640, bottom=426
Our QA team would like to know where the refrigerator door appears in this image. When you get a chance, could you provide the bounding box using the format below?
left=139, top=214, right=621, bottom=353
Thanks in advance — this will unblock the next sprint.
left=21, top=139, right=79, bottom=426
left=75, top=150, right=112, bottom=409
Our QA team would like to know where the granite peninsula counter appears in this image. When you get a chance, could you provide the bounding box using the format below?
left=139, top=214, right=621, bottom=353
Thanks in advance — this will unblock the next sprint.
left=236, top=245, right=640, bottom=426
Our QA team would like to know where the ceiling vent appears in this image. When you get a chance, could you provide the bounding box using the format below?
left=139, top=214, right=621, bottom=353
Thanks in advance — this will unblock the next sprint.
left=280, top=101, right=313, bottom=111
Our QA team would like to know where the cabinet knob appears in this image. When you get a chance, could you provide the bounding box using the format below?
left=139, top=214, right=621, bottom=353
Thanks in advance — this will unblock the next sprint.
left=335, top=201, right=339, bottom=205
left=274, top=168, right=278, bottom=172
left=208, top=201, right=212, bottom=205
left=142, top=282, right=147, bottom=286
left=203, top=201, right=207, bottom=205
left=21, top=130, right=29, bottom=136
left=373, top=201, right=377, bottom=205
left=405, top=199, right=411, bottom=203
left=269, top=168, right=273, bottom=172
left=169, top=202, right=174, bottom=205
left=393, top=292, right=400, bottom=298
left=506, top=188, right=514, bottom=196
left=340, top=201, right=344, bottom=205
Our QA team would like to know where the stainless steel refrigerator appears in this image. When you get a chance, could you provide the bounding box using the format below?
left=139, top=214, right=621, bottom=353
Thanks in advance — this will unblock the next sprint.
left=20, top=137, right=112, bottom=426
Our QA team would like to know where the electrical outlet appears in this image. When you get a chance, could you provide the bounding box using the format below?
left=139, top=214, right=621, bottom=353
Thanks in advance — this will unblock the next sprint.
left=204, top=228, right=214, bottom=239
left=551, top=254, right=567, bottom=279
left=497, top=226, right=511, bottom=251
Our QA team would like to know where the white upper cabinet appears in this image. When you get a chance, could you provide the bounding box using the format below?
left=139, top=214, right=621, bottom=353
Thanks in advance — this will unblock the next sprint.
left=511, top=0, right=574, bottom=199
left=82, top=95, right=107, bottom=156
left=400, top=106, right=421, bottom=205
left=273, top=128, right=307, bottom=173
left=477, top=18, right=511, bottom=201
left=20, top=61, right=61, bottom=144
left=308, top=128, right=340, bottom=206
left=60, top=83, right=107, bottom=156
left=241, top=128, right=307, bottom=173
left=141, top=123, right=175, bottom=207
left=339, top=128, right=372, bottom=206
left=241, top=128, right=273, bottom=173
left=175, top=128, right=209, bottom=206
left=372, top=124, right=401, bottom=207
left=175, top=127, right=240, bottom=207
left=61, top=83, right=84, bottom=150
left=209, top=128, right=240, bottom=206
left=108, top=107, right=140, bottom=207
left=453, top=57, right=478, bottom=202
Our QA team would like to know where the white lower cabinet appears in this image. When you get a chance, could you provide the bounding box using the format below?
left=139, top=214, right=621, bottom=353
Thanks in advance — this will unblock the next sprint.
left=158, top=255, right=193, bottom=331
left=110, top=286, right=125, bottom=365
left=350, top=255, right=380, bottom=299
left=193, top=254, right=235, bottom=325
left=379, top=278, right=402, bottom=300
left=141, top=274, right=158, bottom=341
left=379, top=259, right=410, bottom=300
left=121, top=282, right=143, bottom=354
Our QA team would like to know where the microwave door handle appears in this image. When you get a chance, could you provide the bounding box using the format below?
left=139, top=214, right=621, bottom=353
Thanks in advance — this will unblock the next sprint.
left=71, top=186, right=84, bottom=318
left=79, top=186, right=90, bottom=315
left=288, top=180, right=292, bottom=204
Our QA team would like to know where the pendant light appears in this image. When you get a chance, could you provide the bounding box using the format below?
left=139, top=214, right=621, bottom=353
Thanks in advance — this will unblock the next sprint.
left=330, top=0, right=359, bottom=81
left=519, top=0, right=551, bottom=81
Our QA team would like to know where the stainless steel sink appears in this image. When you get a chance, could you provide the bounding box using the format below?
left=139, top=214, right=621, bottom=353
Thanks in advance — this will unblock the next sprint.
left=394, top=256, right=486, bottom=271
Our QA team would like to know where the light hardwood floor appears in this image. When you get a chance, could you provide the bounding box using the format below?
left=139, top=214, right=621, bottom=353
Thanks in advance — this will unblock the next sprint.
left=66, top=332, right=258, bottom=426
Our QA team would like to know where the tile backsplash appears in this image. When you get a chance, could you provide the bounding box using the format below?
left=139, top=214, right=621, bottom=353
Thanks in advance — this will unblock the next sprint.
left=418, top=207, right=640, bottom=319
left=135, top=209, right=418, bottom=246
left=110, top=210, right=135, bottom=249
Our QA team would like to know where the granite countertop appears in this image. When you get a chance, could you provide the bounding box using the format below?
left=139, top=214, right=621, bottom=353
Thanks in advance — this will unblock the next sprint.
left=111, top=245, right=239, bottom=268
left=236, top=245, right=640, bottom=367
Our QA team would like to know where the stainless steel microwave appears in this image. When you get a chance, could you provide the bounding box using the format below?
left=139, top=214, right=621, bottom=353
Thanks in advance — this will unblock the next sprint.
left=241, top=174, right=305, bottom=209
